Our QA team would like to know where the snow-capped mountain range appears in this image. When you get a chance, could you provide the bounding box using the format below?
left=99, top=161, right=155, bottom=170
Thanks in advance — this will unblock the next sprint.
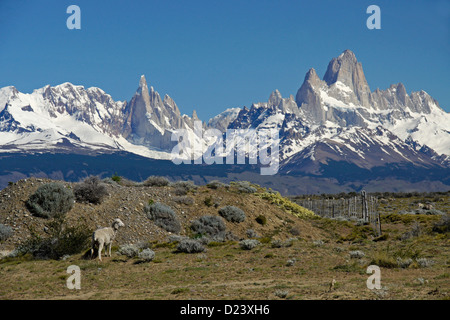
left=1, top=49, right=449, bottom=180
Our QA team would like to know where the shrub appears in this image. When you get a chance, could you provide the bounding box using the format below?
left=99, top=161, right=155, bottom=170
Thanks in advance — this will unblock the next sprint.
left=218, top=205, right=246, bottom=223
left=356, top=219, right=368, bottom=226
left=425, top=209, right=445, bottom=215
left=239, top=239, right=260, bottom=250
left=284, top=238, right=296, bottom=247
left=118, top=244, right=140, bottom=258
left=145, top=202, right=181, bottom=234
left=432, top=215, right=449, bottom=234
left=102, top=177, right=120, bottom=186
left=171, top=181, right=197, bottom=196
left=204, top=196, right=213, bottom=207
left=117, top=177, right=139, bottom=187
left=255, top=191, right=315, bottom=219
left=138, top=248, right=155, bottom=262
left=173, top=196, right=194, bottom=205
left=255, top=215, right=267, bottom=225
left=416, top=258, right=435, bottom=268
left=401, top=222, right=421, bottom=240
left=398, top=209, right=445, bottom=216
left=231, top=181, right=257, bottom=193
left=143, top=176, right=170, bottom=187
left=313, top=240, right=324, bottom=247
left=397, top=257, right=413, bottom=269
left=177, top=239, right=205, bottom=253
left=246, top=229, right=259, bottom=238
left=349, top=250, right=365, bottom=259
left=271, top=240, right=283, bottom=248
left=286, top=258, right=296, bottom=267
left=111, top=173, right=121, bottom=182
left=0, top=224, right=13, bottom=242
left=74, top=176, right=108, bottom=204
left=168, top=235, right=190, bottom=243
left=274, top=290, right=289, bottom=299
left=26, top=183, right=74, bottom=219
left=191, top=215, right=226, bottom=240
left=370, top=251, right=397, bottom=268
left=206, top=180, right=228, bottom=189
left=17, top=218, right=91, bottom=260
left=289, top=227, right=301, bottom=236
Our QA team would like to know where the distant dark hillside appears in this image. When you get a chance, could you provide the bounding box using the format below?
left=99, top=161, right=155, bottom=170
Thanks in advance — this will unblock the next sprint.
left=1, top=152, right=449, bottom=195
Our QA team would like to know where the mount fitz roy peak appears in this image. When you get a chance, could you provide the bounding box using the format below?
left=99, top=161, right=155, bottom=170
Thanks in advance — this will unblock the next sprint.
left=0, top=49, right=449, bottom=182
left=228, top=49, right=449, bottom=174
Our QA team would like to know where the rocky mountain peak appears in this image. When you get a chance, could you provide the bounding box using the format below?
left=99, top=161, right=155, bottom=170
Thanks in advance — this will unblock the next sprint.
left=139, top=75, right=147, bottom=88
left=268, top=89, right=282, bottom=107
left=303, top=68, right=321, bottom=86
left=192, top=109, right=199, bottom=121
left=323, top=49, right=371, bottom=107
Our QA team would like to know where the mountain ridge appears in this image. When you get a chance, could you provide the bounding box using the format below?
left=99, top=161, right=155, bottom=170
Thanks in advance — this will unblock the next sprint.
left=0, top=49, right=449, bottom=192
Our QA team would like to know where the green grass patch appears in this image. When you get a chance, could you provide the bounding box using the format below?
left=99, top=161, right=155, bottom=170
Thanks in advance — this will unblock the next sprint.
left=255, top=191, right=316, bottom=219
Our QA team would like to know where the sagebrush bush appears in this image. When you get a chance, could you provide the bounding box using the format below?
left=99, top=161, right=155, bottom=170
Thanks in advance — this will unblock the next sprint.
left=271, top=240, right=283, bottom=248
left=143, top=176, right=170, bottom=187
left=286, top=258, right=296, bottom=267
left=416, top=257, right=435, bottom=268
left=171, top=181, right=197, bottom=196
left=313, top=240, right=325, bottom=247
left=102, top=177, right=120, bottom=186
left=218, top=205, right=246, bottom=223
left=74, top=176, right=108, bottom=204
left=349, top=250, right=365, bottom=259
left=246, top=229, right=259, bottom=238
left=206, top=180, right=228, bottom=189
left=168, top=235, right=190, bottom=243
left=0, top=224, right=13, bottom=241
left=274, top=289, right=289, bottom=299
left=145, top=202, right=181, bottom=233
left=396, top=257, right=413, bottom=269
left=239, top=239, right=260, bottom=250
left=26, top=183, right=74, bottom=219
left=173, top=196, right=194, bottom=205
left=118, top=244, right=140, bottom=258
left=231, top=181, right=257, bottom=193
left=191, top=215, right=226, bottom=240
left=138, top=248, right=156, bottom=262
left=177, top=239, right=205, bottom=253
left=17, top=218, right=91, bottom=260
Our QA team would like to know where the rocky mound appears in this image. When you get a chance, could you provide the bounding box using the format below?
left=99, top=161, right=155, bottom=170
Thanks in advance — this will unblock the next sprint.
left=0, top=178, right=324, bottom=252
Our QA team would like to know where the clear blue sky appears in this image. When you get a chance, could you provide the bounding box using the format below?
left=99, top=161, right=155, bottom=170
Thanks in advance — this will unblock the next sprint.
left=0, top=0, right=449, bottom=120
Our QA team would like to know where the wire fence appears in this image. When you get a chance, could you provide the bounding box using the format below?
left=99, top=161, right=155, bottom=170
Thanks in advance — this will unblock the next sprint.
left=295, top=190, right=382, bottom=235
